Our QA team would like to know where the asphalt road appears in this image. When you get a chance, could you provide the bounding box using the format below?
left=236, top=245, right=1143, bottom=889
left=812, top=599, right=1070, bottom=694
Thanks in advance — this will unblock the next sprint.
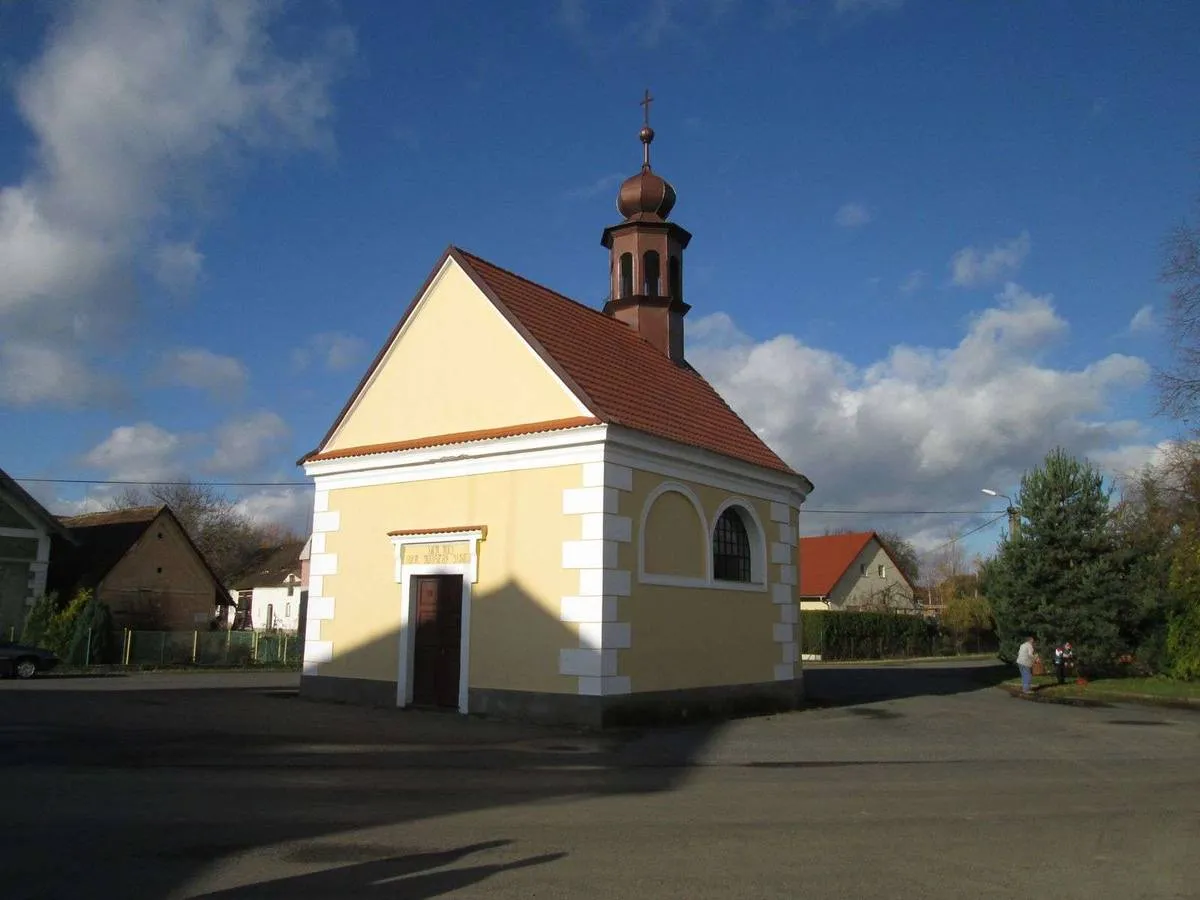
left=1, top=663, right=1196, bottom=899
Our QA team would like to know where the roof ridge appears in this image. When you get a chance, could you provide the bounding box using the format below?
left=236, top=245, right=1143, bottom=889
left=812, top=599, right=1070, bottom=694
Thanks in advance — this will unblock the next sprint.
left=60, top=504, right=164, bottom=523
left=800, top=531, right=875, bottom=541
left=454, top=247, right=623, bottom=326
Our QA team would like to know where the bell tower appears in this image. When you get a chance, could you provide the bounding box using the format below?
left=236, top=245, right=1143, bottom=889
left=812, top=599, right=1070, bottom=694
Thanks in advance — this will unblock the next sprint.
left=602, top=90, right=692, bottom=362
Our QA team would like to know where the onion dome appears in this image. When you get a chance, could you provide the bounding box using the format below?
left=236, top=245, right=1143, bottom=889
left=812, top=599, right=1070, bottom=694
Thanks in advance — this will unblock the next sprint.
left=615, top=121, right=676, bottom=220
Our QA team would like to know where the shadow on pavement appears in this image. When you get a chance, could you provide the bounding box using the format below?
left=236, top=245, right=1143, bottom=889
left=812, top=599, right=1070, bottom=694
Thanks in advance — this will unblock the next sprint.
left=0, top=680, right=708, bottom=899
left=802, top=660, right=1010, bottom=708
left=2, top=658, right=1016, bottom=898
left=191, top=840, right=566, bottom=899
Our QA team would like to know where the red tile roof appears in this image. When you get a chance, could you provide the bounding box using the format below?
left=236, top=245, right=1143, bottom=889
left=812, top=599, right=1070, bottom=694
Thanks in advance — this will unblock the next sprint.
left=308, top=247, right=806, bottom=480
left=458, top=250, right=798, bottom=475
left=798, top=531, right=876, bottom=597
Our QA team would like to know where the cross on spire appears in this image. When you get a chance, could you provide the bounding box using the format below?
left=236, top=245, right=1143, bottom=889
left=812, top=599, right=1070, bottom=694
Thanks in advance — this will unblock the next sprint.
left=639, top=89, right=656, bottom=169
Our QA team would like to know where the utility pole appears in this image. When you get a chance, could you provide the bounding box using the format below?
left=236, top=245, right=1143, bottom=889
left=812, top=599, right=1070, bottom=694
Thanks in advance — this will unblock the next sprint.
left=982, top=488, right=1020, bottom=539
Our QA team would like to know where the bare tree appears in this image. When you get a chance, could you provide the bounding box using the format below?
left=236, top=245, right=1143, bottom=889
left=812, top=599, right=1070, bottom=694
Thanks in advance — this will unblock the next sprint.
left=876, top=529, right=921, bottom=586
left=1158, top=201, right=1200, bottom=423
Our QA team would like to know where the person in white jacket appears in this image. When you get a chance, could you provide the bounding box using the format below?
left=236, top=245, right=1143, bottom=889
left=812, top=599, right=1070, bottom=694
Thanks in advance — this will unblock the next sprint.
left=1016, top=635, right=1037, bottom=694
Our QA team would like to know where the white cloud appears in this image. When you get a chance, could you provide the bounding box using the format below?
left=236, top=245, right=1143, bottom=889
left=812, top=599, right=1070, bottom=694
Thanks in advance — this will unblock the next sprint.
left=233, top=487, right=313, bottom=534
left=0, top=340, right=122, bottom=407
left=949, top=231, right=1032, bottom=288
left=207, top=411, right=290, bottom=473
left=834, top=201, right=872, bottom=228
left=1128, top=304, right=1157, bottom=334
left=158, top=347, right=248, bottom=398
left=292, top=332, right=367, bottom=372
left=0, top=0, right=353, bottom=408
left=899, top=270, right=926, bottom=294
left=82, top=422, right=189, bottom=482
left=154, top=241, right=204, bottom=295
left=689, top=281, right=1152, bottom=543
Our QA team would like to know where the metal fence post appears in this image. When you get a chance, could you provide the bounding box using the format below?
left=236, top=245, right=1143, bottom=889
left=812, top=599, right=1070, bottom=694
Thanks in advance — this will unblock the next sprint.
left=252, top=630, right=259, bottom=662
left=281, top=633, right=287, bottom=663
left=84, top=628, right=91, bottom=668
left=224, top=627, right=231, bottom=665
left=192, top=630, right=199, bottom=664
left=123, top=628, right=132, bottom=666
left=159, top=631, right=166, bottom=665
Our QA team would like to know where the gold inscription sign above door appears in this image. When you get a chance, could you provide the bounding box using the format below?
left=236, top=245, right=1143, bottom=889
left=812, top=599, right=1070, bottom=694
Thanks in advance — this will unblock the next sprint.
left=402, top=542, right=472, bottom=566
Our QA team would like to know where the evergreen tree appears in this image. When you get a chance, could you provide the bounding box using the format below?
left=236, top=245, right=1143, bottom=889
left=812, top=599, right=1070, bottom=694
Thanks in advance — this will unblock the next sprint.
left=66, top=598, right=117, bottom=666
left=982, top=448, right=1130, bottom=675
left=44, top=589, right=92, bottom=659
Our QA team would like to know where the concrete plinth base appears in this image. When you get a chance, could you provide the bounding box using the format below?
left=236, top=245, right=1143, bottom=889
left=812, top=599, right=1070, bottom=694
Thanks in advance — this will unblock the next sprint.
left=301, top=673, right=806, bottom=729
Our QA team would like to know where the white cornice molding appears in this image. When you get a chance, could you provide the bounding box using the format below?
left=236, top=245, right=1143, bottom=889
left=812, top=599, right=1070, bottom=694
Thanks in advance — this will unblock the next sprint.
left=305, top=424, right=609, bottom=486
left=304, top=417, right=810, bottom=507
left=604, top=426, right=810, bottom=505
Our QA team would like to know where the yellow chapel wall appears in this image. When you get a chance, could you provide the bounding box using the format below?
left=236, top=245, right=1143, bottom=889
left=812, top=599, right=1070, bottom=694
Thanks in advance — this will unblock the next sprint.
left=324, top=260, right=586, bottom=453
left=313, top=464, right=582, bottom=694
left=617, top=469, right=799, bottom=694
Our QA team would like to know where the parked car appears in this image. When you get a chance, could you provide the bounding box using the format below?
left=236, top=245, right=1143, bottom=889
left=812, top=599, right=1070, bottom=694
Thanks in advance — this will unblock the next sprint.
left=0, top=641, right=60, bottom=679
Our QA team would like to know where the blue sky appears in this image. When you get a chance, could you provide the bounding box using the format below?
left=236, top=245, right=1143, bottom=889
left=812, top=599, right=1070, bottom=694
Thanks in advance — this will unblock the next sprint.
left=1, top=0, right=1197, bottom=565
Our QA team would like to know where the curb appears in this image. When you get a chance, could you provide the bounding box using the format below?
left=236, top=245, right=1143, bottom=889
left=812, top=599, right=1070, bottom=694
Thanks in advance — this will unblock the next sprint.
left=998, top=682, right=1200, bottom=712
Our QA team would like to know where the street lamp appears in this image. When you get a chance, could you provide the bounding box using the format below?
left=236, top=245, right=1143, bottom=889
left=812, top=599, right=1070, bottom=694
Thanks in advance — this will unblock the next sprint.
left=981, top=488, right=1020, bottom=537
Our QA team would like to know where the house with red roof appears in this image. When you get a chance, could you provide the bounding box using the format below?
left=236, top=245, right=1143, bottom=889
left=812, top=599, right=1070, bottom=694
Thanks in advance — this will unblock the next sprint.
left=797, top=532, right=917, bottom=614
left=297, top=104, right=813, bottom=726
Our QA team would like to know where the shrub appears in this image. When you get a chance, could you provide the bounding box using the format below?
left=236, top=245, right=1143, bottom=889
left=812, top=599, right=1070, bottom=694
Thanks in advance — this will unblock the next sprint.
left=801, top=610, right=934, bottom=660
left=66, top=597, right=117, bottom=665
left=1165, top=603, right=1200, bottom=681
left=21, top=592, right=58, bottom=646
left=44, top=589, right=93, bottom=658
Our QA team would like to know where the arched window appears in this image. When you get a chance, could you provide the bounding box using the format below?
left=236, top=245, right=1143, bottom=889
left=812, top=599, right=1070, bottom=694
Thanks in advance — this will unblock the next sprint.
left=643, top=250, right=661, bottom=297
left=712, top=508, right=752, bottom=582
left=668, top=256, right=681, bottom=299
left=619, top=253, right=633, bottom=298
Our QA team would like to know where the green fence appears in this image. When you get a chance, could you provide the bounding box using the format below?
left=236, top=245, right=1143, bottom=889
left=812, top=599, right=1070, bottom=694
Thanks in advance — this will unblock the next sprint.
left=120, top=629, right=302, bottom=667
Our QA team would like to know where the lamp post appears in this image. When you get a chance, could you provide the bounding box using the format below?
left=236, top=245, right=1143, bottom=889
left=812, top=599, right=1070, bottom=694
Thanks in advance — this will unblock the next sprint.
left=981, top=488, right=1020, bottom=538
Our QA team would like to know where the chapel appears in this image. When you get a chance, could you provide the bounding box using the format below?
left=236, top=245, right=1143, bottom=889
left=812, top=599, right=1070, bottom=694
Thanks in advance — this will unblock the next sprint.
left=298, top=97, right=814, bottom=726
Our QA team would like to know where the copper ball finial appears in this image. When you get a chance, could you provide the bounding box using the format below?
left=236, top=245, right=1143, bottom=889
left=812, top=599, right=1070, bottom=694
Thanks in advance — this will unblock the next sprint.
left=639, top=125, right=655, bottom=144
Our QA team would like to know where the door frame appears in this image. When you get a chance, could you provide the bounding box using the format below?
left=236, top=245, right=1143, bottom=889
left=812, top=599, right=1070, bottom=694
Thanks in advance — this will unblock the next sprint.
left=390, top=528, right=484, bottom=714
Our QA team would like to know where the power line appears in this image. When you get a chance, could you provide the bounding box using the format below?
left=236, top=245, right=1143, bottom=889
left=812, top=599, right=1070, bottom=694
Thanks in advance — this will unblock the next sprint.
left=804, top=509, right=994, bottom=516
left=12, top=477, right=1006, bottom=517
left=913, top=513, right=1009, bottom=559
left=14, top=477, right=312, bottom=488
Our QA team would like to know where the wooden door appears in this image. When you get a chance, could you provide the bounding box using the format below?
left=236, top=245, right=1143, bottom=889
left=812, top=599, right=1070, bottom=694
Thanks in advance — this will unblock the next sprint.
left=411, top=575, right=463, bottom=709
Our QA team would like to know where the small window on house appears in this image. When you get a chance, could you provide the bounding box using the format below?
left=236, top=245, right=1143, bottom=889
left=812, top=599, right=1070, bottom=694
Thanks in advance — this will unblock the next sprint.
left=285, top=603, right=292, bottom=617
left=643, top=250, right=661, bottom=296
left=156, top=567, right=163, bottom=574
left=878, top=564, right=886, bottom=578
left=287, top=585, right=294, bottom=597
left=860, top=563, right=868, bottom=576
left=619, top=253, right=633, bottom=298
left=668, top=256, right=681, bottom=299
left=157, top=532, right=163, bottom=539
left=712, top=508, right=752, bottom=582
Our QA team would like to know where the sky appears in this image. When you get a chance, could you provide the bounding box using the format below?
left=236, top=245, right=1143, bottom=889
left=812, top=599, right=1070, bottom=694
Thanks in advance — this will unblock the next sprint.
left=1, top=0, right=1198, bottom=568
